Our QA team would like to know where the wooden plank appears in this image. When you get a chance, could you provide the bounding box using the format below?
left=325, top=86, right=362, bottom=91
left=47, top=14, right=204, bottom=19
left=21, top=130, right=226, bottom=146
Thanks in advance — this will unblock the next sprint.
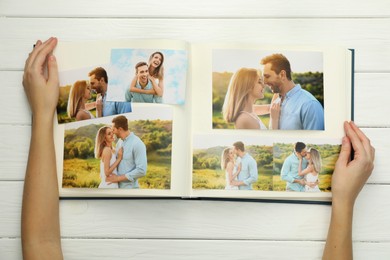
left=0, top=182, right=389, bottom=241
left=1, top=0, right=390, bottom=18
left=1, top=238, right=389, bottom=260
left=0, top=18, right=390, bottom=71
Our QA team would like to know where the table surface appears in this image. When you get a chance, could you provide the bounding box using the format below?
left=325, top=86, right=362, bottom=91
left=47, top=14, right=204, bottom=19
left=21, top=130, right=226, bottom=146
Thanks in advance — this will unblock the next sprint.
left=1, top=0, right=390, bottom=259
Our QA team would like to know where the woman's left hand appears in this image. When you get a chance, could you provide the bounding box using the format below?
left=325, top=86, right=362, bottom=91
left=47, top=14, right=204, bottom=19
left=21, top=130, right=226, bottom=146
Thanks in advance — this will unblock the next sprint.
left=23, top=37, right=59, bottom=121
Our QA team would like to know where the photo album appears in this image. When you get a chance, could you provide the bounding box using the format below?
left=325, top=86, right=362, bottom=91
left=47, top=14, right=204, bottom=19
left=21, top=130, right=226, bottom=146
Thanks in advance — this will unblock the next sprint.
left=53, top=39, right=354, bottom=202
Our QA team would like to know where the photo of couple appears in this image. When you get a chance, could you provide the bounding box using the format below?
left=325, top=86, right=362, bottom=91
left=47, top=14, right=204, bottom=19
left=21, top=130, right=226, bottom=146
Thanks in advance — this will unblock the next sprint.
left=108, top=48, right=187, bottom=105
left=193, top=135, right=273, bottom=191
left=193, top=134, right=340, bottom=192
left=94, top=115, right=147, bottom=189
left=273, top=141, right=341, bottom=192
left=62, top=107, right=173, bottom=190
left=213, top=50, right=324, bottom=130
left=221, top=141, right=258, bottom=190
left=57, top=66, right=132, bottom=123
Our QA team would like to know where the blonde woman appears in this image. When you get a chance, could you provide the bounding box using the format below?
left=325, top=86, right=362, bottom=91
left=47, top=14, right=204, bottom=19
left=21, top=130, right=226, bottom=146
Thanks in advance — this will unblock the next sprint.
left=298, top=148, right=322, bottom=192
left=67, top=80, right=96, bottom=121
left=128, top=51, right=164, bottom=103
left=94, top=126, right=123, bottom=188
left=221, top=147, right=241, bottom=190
left=222, top=68, right=280, bottom=129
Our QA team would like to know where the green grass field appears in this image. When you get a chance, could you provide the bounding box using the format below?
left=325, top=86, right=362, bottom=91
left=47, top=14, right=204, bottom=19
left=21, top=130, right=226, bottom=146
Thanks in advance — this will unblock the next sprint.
left=192, top=167, right=273, bottom=191
left=62, top=152, right=171, bottom=189
left=272, top=174, right=332, bottom=192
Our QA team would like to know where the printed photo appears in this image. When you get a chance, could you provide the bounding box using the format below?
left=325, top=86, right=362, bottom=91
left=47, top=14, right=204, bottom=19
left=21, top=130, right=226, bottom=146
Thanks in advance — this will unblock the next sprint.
left=273, top=141, right=341, bottom=192
left=192, top=134, right=273, bottom=191
left=212, top=49, right=324, bottom=130
left=108, top=48, right=188, bottom=105
left=62, top=106, right=173, bottom=190
left=57, top=65, right=132, bottom=124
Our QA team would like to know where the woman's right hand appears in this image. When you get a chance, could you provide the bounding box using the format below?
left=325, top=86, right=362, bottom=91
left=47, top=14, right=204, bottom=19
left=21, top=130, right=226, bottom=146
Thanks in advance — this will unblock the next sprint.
left=332, top=121, right=375, bottom=206
left=117, top=147, right=124, bottom=160
left=270, top=101, right=281, bottom=121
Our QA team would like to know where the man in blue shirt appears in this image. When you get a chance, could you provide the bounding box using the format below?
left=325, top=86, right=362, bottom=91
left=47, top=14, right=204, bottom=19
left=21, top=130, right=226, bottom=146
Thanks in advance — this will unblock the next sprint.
left=89, top=67, right=132, bottom=117
left=280, top=142, right=308, bottom=191
left=231, top=141, right=258, bottom=190
left=261, top=54, right=324, bottom=130
left=106, top=115, right=147, bottom=188
left=126, top=62, right=158, bottom=103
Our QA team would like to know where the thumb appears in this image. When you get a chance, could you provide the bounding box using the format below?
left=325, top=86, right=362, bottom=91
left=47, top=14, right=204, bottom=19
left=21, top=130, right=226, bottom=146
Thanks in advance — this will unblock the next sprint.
left=336, top=136, right=352, bottom=167
left=47, top=54, right=59, bottom=87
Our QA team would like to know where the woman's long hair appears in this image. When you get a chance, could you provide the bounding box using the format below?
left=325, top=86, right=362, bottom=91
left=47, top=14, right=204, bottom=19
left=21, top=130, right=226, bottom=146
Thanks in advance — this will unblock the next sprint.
left=221, top=147, right=232, bottom=170
left=94, top=126, right=110, bottom=159
left=308, top=148, right=322, bottom=173
left=67, top=80, right=88, bottom=118
left=149, top=51, right=164, bottom=80
left=222, top=68, right=260, bottom=123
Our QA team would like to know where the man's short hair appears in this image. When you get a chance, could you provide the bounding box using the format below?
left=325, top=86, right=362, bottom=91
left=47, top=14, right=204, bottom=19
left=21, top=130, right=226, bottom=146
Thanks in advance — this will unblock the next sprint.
left=135, top=62, right=148, bottom=74
left=233, top=141, right=245, bottom=152
left=260, top=53, right=292, bottom=80
left=295, top=142, right=306, bottom=153
left=88, top=67, right=108, bottom=83
left=112, top=115, right=128, bottom=131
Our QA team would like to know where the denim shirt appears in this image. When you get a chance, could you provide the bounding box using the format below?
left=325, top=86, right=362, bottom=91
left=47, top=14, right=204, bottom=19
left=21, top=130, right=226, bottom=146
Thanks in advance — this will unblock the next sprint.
left=116, top=132, right=147, bottom=189
left=237, top=153, right=258, bottom=190
left=281, top=152, right=308, bottom=192
left=102, top=94, right=132, bottom=117
left=279, top=84, right=324, bottom=130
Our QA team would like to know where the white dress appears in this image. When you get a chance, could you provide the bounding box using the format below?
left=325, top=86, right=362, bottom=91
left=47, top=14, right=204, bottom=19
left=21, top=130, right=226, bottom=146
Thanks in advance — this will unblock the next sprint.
left=239, top=111, right=267, bottom=130
left=305, top=172, right=321, bottom=192
left=225, top=158, right=241, bottom=190
left=98, top=151, right=119, bottom=188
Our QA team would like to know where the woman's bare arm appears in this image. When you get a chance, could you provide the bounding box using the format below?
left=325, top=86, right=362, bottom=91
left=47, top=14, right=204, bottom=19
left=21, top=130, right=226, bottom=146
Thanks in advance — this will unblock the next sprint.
left=22, top=37, right=63, bottom=259
left=323, top=121, right=375, bottom=260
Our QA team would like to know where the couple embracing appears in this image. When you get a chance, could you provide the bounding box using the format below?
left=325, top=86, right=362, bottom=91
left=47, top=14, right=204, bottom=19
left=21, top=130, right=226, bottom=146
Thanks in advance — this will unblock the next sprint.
left=281, top=142, right=322, bottom=192
left=223, top=53, right=324, bottom=130
left=94, top=115, right=147, bottom=189
left=221, top=141, right=258, bottom=190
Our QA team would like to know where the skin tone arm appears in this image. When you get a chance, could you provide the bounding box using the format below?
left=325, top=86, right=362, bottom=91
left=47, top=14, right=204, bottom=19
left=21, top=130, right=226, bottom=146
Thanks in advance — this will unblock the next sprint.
left=102, top=147, right=123, bottom=177
left=323, top=121, right=375, bottom=260
left=22, top=37, right=63, bottom=259
left=226, top=162, right=235, bottom=185
left=129, top=75, right=157, bottom=94
left=149, top=75, right=164, bottom=97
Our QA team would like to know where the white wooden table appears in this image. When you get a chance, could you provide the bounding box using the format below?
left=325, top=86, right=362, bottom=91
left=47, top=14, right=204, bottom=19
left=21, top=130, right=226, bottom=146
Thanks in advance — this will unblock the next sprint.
left=1, top=1, right=390, bottom=259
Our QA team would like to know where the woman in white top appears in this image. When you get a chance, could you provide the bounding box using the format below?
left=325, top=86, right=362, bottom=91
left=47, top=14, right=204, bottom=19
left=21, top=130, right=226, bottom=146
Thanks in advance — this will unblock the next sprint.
left=222, top=68, right=280, bottom=129
left=128, top=51, right=164, bottom=103
left=221, top=147, right=241, bottom=190
left=298, top=148, right=322, bottom=192
left=67, top=80, right=96, bottom=121
left=94, top=126, right=123, bottom=188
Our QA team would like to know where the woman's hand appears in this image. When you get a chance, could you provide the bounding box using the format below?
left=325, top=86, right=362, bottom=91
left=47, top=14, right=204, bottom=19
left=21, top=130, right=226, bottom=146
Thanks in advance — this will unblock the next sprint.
left=270, top=102, right=280, bottom=121
left=23, top=37, right=59, bottom=122
left=332, top=121, right=375, bottom=206
left=117, top=147, right=124, bottom=160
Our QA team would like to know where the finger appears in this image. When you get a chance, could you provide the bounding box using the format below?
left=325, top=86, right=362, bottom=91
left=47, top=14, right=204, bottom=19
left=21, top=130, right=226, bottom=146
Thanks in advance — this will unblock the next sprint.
left=31, top=37, right=57, bottom=72
left=24, top=40, right=42, bottom=71
left=345, top=121, right=365, bottom=158
left=26, top=38, right=52, bottom=69
left=336, top=135, right=352, bottom=167
left=47, top=54, right=59, bottom=87
left=350, top=121, right=373, bottom=159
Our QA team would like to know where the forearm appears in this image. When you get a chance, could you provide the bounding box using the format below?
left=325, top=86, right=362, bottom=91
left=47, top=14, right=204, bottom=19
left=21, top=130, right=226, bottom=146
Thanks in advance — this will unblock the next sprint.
left=124, top=166, right=146, bottom=181
left=130, top=86, right=156, bottom=94
left=323, top=200, right=354, bottom=260
left=22, top=116, right=62, bottom=258
left=253, top=104, right=270, bottom=116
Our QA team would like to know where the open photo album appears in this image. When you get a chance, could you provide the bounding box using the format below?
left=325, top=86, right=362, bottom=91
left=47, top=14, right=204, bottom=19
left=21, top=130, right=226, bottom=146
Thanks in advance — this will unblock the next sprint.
left=54, top=39, right=354, bottom=201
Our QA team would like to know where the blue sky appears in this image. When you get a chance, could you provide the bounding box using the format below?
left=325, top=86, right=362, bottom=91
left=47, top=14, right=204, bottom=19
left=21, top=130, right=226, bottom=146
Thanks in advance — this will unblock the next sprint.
left=213, top=49, right=323, bottom=73
left=107, top=48, right=188, bottom=105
